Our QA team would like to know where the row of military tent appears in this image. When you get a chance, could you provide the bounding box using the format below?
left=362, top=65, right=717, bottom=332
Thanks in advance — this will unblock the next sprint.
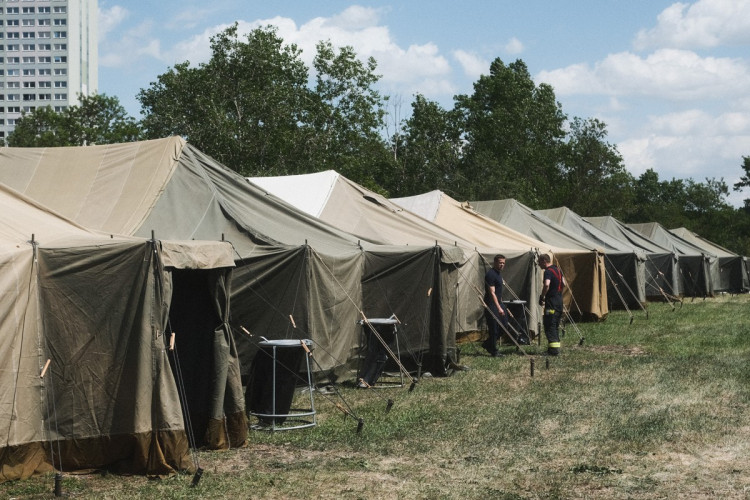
left=395, top=194, right=609, bottom=320
left=0, top=137, right=490, bottom=379
left=0, top=137, right=509, bottom=479
left=251, top=170, right=556, bottom=339
left=670, top=227, right=750, bottom=293
left=0, top=182, right=246, bottom=481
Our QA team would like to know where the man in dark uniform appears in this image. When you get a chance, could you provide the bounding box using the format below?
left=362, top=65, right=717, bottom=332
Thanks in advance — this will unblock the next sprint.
left=483, top=254, right=509, bottom=357
left=538, top=253, right=566, bottom=356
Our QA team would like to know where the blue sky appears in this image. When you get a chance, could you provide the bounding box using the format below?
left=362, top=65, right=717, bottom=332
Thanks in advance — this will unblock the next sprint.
left=99, top=0, right=750, bottom=206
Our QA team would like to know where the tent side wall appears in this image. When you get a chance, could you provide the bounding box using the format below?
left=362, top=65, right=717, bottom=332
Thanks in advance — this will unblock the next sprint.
left=35, top=242, right=191, bottom=477
left=362, top=247, right=456, bottom=375
left=0, top=246, right=51, bottom=481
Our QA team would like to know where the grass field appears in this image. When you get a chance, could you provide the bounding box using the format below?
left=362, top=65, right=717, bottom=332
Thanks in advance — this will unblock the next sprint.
left=3, top=294, right=750, bottom=499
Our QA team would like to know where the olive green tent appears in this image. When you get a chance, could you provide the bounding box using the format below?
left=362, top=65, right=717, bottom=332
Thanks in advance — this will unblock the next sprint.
left=537, top=206, right=647, bottom=308
left=401, top=194, right=609, bottom=321
left=670, top=227, right=749, bottom=294
left=586, top=216, right=680, bottom=300
left=0, top=183, right=244, bottom=481
left=0, top=138, right=460, bottom=377
left=251, top=170, right=544, bottom=342
left=628, top=222, right=715, bottom=297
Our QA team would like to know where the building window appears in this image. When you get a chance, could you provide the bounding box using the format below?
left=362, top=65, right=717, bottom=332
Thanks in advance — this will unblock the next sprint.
left=38, top=31, right=50, bottom=39
left=22, top=19, right=34, bottom=26
left=8, top=106, right=21, bottom=113
left=7, top=82, right=19, bottom=88
left=22, top=81, right=34, bottom=88
left=53, top=7, right=67, bottom=14
left=53, top=43, right=66, bottom=50
left=7, top=32, right=20, bottom=39
left=53, top=68, right=66, bottom=75
left=38, top=43, right=50, bottom=50
left=22, top=94, right=34, bottom=101
left=53, top=19, right=66, bottom=26
left=7, top=56, right=19, bottom=63
left=7, top=94, right=19, bottom=101
left=6, top=20, right=19, bottom=27
left=54, top=106, right=66, bottom=112
left=22, top=56, right=34, bottom=63
left=22, top=106, right=36, bottom=113
left=22, top=32, right=34, bottom=39
left=38, top=56, right=50, bottom=63
left=53, top=31, right=66, bottom=38
left=53, top=55, right=66, bottom=63
left=22, top=43, right=34, bottom=50
left=38, top=93, right=50, bottom=100
left=38, top=7, right=51, bottom=14
left=53, top=93, right=66, bottom=100
left=38, top=19, right=50, bottom=26
left=38, top=68, right=50, bottom=75
left=7, top=44, right=19, bottom=51
left=7, top=119, right=16, bottom=126
left=54, top=81, right=66, bottom=88
left=7, top=7, right=19, bottom=15
left=22, top=69, right=35, bottom=76
left=6, top=69, right=19, bottom=75
left=22, top=7, right=35, bottom=14
left=38, top=81, right=51, bottom=88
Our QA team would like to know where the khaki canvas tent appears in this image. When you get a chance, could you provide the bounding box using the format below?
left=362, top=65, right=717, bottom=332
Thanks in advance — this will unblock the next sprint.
left=628, top=222, right=715, bottom=298
left=455, top=197, right=608, bottom=320
left=537, top=207, right=647, bottom=308
left=250, top=170, right=542, bottom=341
left=0, top=183, right=245, bottom=481
left=586, top=216, right=680, bottom=300
left=0, top=138, right=458, bottom=378
left=670, top=227, right=749, bottom=294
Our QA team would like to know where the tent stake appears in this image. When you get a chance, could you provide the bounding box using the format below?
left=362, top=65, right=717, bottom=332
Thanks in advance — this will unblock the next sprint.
left=530, top=358, right=535, bottom=377
left=385, top=399, right=394, bottom=413
left=191, top=467, right=204, bottom=487
left=54, top=472, right=62, bottom=496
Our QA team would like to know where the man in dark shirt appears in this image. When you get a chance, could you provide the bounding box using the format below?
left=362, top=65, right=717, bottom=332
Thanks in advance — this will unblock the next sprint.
left=483, top=254, right=509, bottom=357
left=538, top=253, right=566, bottom=356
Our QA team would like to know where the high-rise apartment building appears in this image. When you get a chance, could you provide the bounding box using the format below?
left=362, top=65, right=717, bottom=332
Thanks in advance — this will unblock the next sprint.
left=0, top=0, right=97, bottom=142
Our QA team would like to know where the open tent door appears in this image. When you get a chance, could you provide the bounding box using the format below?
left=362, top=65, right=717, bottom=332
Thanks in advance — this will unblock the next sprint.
left=166, top=267, right=247, bottom=450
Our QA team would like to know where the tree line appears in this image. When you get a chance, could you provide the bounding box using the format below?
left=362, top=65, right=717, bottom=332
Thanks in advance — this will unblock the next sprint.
left=9, top=25, right=750, bottom=255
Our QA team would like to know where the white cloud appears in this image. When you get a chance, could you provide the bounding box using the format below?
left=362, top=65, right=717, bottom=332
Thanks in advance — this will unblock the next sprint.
left=157, top=8, right=455, bottom=99
left=537, top=49, right=750, bottom=101
left=634, top=0, right=750, bottom=50
left=99, top=20, right=163, bottom=68
left=503, top=37, right=524, bottom=55
left=618, top=109, right=750, bottom=188
left=452, top=50, right=487, bottom=78
left=98, top=5, right=128, bottom=42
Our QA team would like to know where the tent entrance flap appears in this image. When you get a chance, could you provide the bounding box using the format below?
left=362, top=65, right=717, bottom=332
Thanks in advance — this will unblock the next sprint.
left=167, top=268, right=246, bottom=450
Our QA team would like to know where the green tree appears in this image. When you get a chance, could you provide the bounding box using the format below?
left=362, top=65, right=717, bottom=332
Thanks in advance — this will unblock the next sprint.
left=455, top=58, right=567, bottom=204
left=139, top=24, right=312, bottom=176
left=138, top=25, right=391, bottom=181
left=387, top=94, right=464, bottom=197
left=559, top=117, right=634, bottom=217
left=309, top=40, right=390, bottom=186
left=7, top=93, right=141, bottom=146
left=732, top=155, right=750, bottom=212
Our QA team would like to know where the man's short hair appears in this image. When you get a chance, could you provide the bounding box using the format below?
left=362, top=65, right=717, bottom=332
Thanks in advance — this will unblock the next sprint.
left=538, top=253, right=551, bottom=264
left=494, top=254, right=506, bottom=262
